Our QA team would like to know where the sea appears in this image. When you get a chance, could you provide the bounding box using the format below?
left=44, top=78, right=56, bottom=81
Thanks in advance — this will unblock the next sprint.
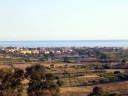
left=0, top=40, right=128, bottom=48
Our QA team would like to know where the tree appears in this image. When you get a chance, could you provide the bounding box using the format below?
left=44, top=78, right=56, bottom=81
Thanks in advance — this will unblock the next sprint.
left=0, top=68, right=24, bottom=96
left=88, top=86, right=112, bottom=96
left=63, top=56, right=70, bottom=63
left=26, top=65, right=60, bottom=96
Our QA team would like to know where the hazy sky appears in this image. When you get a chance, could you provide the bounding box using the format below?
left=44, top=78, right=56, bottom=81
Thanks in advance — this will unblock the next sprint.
left=0, top=0, right=128, bottom=40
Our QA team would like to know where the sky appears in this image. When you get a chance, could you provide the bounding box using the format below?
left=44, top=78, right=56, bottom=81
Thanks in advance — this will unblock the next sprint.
left=0, top=0, right=128, bottom=41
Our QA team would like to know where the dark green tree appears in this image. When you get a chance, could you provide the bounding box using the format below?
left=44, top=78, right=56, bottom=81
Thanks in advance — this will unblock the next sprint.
left=26, top=65, right=60, bottom=96
left=0, top=68, right=24, bottom=96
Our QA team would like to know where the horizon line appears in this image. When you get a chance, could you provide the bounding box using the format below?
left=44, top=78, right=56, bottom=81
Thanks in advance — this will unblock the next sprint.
left=0, top=39, right=128, bottom=42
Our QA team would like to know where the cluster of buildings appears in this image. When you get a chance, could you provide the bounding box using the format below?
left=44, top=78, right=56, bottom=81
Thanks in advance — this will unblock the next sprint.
left=0, top=46, right=128, bottom=69
left=0, top=47, right=75, bottom=56
left=0, top=47, right=127, bottom=67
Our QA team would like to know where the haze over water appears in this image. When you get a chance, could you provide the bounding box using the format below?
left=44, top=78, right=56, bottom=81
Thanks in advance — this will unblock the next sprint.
left=0, top=40, right=128, bottom=48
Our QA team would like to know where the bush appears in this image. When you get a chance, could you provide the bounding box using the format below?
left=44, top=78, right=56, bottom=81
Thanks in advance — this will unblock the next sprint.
left=0, top=68, right=23, bottom=96
left=26, top=64, right=60, bottom=96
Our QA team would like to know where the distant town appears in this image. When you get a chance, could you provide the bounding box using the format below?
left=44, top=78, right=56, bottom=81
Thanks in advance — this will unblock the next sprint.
left=0, top=46, right=128, bottom=68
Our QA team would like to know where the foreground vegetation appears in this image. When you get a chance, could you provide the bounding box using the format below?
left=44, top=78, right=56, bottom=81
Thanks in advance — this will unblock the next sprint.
left=0, top=63, right=128, bottom=96
left=0, top=65, right=60, bottom=96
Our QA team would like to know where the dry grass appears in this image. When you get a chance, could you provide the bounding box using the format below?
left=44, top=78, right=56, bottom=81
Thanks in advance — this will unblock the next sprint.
left=60, top=81, right=128, bottom=96
left=60, top=86, right=92, bottom=96
left=99, top=81, right=128, bottom=92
